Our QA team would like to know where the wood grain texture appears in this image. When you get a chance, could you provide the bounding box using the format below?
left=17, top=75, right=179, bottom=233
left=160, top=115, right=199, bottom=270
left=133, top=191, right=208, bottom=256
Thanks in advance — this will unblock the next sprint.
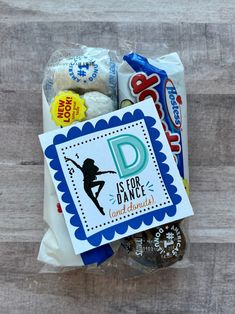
left=1, top=0, right=235, bottom=23
left=1, top=92, right=235, bottom=166
left=0, top=243, right=235, bottom=314
left=188, top=166, right=235, bottom=243
left=0, top=164, right=234, bottom=243
left=0, top=165, right=43, bottom=242
left=0, top=22, right=234, bottom=95
left=0, top=0, right=235, bottom=313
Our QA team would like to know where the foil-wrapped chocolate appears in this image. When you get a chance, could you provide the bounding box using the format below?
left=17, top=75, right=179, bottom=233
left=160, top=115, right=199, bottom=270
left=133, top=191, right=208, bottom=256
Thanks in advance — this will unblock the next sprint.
left=123, top=223, right=186, bottom=268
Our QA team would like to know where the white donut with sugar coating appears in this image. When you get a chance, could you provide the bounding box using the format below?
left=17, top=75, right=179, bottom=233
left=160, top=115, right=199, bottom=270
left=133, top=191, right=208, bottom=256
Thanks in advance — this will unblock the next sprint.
left=53, top=52, right=115, bottom=96
left=81, top=91, right=116, bottom=120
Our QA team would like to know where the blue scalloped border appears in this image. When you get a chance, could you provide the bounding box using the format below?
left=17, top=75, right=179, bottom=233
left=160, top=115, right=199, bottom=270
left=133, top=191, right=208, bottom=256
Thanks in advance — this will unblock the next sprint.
left=45, top=109, right=182, bottom=248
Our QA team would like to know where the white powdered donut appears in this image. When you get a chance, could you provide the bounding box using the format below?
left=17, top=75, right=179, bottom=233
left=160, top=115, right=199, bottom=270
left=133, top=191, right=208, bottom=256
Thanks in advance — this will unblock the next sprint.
left=52, top=51, right=116, bottom=96
left=81, top=91, right=116, bottom=120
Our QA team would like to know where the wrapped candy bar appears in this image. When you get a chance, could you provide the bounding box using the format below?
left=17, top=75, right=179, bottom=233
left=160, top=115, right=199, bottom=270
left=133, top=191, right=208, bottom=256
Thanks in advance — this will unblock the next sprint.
left=118, top=52, right=190, bottom=269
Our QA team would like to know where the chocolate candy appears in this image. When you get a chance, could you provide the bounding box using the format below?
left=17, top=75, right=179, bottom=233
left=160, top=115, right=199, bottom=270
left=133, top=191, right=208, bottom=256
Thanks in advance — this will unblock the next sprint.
left=122, top=223, right=186, bottom=269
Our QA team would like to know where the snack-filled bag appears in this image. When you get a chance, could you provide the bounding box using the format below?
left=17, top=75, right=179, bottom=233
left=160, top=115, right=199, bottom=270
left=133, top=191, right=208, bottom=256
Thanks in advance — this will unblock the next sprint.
left=118, top=52, right=190, bottom=270
left=39, top=46, right=120, bottom=268
left=38, top=45, right=193, bottom=274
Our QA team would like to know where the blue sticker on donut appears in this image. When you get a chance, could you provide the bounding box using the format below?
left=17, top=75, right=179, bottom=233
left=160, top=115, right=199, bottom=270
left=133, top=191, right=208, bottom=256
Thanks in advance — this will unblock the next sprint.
left=68, top=56, right=99, bottom=83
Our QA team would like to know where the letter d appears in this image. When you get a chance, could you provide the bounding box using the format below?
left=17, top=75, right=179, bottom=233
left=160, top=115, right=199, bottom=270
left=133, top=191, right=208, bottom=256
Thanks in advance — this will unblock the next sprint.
left=108, top=134, right=148, bottom=179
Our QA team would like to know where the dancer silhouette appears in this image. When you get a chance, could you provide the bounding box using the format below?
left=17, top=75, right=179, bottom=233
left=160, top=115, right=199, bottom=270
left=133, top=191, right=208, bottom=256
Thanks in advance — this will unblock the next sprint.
left=65, top=156, right=116, bottom=215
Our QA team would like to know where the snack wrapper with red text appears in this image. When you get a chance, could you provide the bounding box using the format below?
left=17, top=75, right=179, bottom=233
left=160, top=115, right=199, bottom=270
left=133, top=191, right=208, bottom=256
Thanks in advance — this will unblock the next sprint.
left=118, top=52, right=190, bottom=270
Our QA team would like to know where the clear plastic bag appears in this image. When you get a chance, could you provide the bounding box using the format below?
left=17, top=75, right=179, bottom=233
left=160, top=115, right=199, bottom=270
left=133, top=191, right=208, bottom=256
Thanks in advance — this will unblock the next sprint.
left=39, top=44, right=192, bottom=274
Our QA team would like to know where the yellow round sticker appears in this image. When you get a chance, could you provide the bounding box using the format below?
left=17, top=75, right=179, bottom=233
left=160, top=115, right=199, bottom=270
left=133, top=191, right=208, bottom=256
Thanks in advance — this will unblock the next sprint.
left=50, top=91, right=87, bottom=127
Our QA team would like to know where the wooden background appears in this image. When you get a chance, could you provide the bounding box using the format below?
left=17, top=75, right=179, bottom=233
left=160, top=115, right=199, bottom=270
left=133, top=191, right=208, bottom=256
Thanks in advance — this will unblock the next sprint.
left=0, top=1, right=235, bottom=313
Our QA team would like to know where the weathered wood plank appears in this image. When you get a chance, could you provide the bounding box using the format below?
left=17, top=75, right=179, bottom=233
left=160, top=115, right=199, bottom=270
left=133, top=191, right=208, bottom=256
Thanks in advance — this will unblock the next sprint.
left=0, top=243, right=234, bottom=314
left=0, top=165, right=44, bottom=242
left=0, top=2, right=234, bottom=312
left=0, top=165, right=234, bottom=243
left=1, top=0, right=235, bottom=23
left=0, top=22, right=234, bottom=94
left=188, top=165, right=235, bottom=243
left=0, top=124, right=43, bottom=166
left=1, top=92, right=235, bottom=167
left=187, top=94, right=235, bottom=167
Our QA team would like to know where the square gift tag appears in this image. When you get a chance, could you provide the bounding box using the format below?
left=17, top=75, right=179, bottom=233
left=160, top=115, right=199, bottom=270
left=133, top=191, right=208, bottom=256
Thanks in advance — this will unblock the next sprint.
left=39, top=98, right=193, bottom=254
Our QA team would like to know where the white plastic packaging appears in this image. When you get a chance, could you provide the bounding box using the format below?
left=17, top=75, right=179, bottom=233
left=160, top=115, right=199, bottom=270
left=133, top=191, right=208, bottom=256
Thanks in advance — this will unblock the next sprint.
left=48, top=46, right=117, bottom=101
left=39, top=46, right=119, bottom=268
